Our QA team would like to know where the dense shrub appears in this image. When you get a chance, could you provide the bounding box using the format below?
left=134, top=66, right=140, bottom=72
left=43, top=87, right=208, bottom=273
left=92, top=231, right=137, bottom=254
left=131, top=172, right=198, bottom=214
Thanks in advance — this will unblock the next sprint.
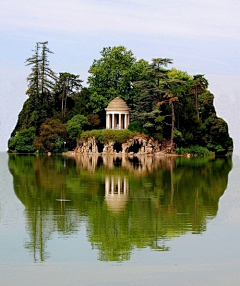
left=8, top=127, right=36, bottom=153
left=79, top=129, right=136, bottom=143
left=34, top=118, right=67, bottom=153
left=175, top=145, right=211, bottom=157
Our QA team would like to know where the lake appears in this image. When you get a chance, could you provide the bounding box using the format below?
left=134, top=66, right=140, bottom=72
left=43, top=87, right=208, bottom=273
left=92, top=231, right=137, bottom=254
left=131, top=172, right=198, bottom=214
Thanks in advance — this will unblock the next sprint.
left=1, top=152, right=240, bottom=285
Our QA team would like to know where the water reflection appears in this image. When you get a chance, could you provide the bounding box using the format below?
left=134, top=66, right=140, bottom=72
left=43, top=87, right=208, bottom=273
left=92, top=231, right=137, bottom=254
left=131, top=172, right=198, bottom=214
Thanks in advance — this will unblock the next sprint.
left=8, top=154, right=232, bottom=262
left=105, top=176, right=129, bottom=213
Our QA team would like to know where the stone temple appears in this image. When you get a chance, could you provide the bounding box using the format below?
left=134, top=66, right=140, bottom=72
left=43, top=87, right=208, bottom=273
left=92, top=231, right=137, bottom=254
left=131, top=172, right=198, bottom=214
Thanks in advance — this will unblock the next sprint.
left=105, top=97, right=130, bottom=129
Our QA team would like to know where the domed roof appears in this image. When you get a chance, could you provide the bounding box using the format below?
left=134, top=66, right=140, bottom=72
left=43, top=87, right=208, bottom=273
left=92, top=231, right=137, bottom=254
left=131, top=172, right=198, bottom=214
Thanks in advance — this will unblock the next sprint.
left=105, top=97, right=130, bottom=111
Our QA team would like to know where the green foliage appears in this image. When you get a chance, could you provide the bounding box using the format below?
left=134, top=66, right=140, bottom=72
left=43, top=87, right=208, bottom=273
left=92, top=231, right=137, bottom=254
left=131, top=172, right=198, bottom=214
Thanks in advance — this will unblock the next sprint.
left=71, top=88, right=92, bottom=117
left=54, top=72, right=83, bottom=120
left=66, top=114, right=91, bottom=149
left=173, top=129, right=184, bottom=145
left=55, top=137, right=64, bottom=153
left=80, top=129, right=136, bottom=143
left=87, top=114, right=100, bottom=129
left=87, top=46, right=148, bottom=123
left=168, top=68, right=193, bottom=81
left=175, top=145, right=210, bottom=157
left=8, top=127, right=36, bottom=153
left=128, top=121, right=145, bottom=133
left=34, top=118, right=67, bottom=153
left=66, top=114, right=90, bottom=141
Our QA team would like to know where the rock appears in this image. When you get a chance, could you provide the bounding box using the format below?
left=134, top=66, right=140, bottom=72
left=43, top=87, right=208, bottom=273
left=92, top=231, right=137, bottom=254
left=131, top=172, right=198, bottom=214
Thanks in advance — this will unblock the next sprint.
left=76, top=135, right=164, bottom=155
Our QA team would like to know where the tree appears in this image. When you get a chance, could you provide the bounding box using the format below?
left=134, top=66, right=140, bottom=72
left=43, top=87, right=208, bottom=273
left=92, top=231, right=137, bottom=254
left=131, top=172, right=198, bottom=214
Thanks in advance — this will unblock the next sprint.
left=158, top=93, right=179, bottom=152
left=192, top=74, right=208, bottom=120
left=55, top=72, right=83, bottom=119
left=87, top=46, right=148, bottom=122
left=25, top=41, right=56, bottom=103
left=132, top=58, right=173, bottom=123
left=34, top=118, right=67, bottom=153
left=39, top=41, right=56, bottom=96
left=21, top=41, right=57, bottom=132
left=71, top=88, right=92, bottom=117
left=8, top=127, right=36, bottom=153
left=66, top=115, right=91, bottom=148
left=87, top=114, right=100, bottom=129
left=25, top=42, right=40, bottom=104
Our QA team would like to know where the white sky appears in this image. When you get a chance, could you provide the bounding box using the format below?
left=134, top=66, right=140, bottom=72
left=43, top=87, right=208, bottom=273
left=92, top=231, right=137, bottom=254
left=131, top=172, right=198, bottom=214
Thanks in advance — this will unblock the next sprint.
left=0, top=0, right=240, bottom=153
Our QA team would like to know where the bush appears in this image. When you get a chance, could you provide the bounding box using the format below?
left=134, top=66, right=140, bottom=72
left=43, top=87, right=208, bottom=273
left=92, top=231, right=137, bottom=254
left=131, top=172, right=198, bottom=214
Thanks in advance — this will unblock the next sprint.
left=128, top=121, right=144, bottom=133
left=66, top=114, right=90, bottom=141
left=8, top=127, right=36, bottom=153
left=34, top=118, right=67, bottom=153
left=79, top=129, right=136, bottom=143
left=175, top=145, right=211, bottom=157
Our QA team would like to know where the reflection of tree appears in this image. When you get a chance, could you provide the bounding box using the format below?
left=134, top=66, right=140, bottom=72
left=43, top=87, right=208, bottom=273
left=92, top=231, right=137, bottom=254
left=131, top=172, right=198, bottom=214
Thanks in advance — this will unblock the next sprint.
left=8, top=154, right=232, bottom=262
left=8, top=155, right=83, bottom=262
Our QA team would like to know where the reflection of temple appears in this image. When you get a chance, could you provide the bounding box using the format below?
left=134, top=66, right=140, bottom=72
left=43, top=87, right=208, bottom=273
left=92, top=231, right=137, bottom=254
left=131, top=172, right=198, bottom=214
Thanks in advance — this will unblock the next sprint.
left=105, top=176, right=129, bottom=213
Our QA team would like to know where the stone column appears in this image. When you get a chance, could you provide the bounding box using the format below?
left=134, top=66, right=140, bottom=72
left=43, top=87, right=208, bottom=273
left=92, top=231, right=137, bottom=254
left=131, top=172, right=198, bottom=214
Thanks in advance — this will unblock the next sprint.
left=112, top=113, right=115, bottom=129
left=124, top=114, right=127, bottom=129
left=119, top=113, right=121, bottom=129
left=109, top=114, right=112, bottom=129
left=106, top=114, right=109, bottom=129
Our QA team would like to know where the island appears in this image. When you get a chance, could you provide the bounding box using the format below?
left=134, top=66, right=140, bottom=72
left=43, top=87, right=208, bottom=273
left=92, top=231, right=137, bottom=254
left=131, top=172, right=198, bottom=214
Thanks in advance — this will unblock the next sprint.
left=8, top=42, right=233, bottom=156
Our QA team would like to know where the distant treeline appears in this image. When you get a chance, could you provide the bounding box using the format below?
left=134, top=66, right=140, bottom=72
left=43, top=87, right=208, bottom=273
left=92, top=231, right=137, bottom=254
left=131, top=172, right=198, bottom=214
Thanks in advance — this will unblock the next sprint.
left=8, top=42, right=233, bottom=155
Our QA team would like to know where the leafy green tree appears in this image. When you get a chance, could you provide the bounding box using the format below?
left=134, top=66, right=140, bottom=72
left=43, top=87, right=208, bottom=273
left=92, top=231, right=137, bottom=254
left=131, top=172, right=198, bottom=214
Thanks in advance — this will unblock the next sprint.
left=128, top=121, right=144, bottom=133
left=34, top=118, right=67, bottom=153
left=87, top=46, right=148, bottom=122
left=71, top=87, right=92, bottom=117
left=8, top=127, right=36, bottom=153
left=66, top=115, right=91, bottom=147
left=87, top=114, right=100, bottom=129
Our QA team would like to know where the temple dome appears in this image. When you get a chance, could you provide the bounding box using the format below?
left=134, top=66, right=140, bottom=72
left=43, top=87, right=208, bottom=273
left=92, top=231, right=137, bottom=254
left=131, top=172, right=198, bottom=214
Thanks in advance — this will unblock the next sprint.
left=105, top=97, right=130, bottom=111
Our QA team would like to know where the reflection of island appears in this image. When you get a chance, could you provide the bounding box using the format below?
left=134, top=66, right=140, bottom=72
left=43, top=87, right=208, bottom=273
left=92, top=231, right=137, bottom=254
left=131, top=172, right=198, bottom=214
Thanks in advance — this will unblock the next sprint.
left=8, top=154, right=232, bottom=262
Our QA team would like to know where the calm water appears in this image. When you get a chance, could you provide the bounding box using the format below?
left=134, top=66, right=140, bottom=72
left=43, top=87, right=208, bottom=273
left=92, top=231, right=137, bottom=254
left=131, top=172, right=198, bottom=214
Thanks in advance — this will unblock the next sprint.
left=1, top=153, right=240, bottom=285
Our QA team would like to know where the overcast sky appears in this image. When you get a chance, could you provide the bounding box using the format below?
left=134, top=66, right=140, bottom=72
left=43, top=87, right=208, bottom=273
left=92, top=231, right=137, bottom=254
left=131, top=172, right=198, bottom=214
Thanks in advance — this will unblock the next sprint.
left=1, top=0, right=240, bottom=153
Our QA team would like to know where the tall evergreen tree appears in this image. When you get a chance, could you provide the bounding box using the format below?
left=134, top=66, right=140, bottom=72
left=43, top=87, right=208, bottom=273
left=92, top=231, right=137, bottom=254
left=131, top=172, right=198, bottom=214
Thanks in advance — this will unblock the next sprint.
left=25, top=42, right=40, bottom=104
left=54, top=72, right=83, bottom=120
left=39, top=41, right=56, bottom=97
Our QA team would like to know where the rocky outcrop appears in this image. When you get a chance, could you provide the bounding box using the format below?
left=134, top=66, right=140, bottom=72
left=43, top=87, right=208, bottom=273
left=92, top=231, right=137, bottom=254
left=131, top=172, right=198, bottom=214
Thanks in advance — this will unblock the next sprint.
left=75, top=135, right=170, bottom=155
